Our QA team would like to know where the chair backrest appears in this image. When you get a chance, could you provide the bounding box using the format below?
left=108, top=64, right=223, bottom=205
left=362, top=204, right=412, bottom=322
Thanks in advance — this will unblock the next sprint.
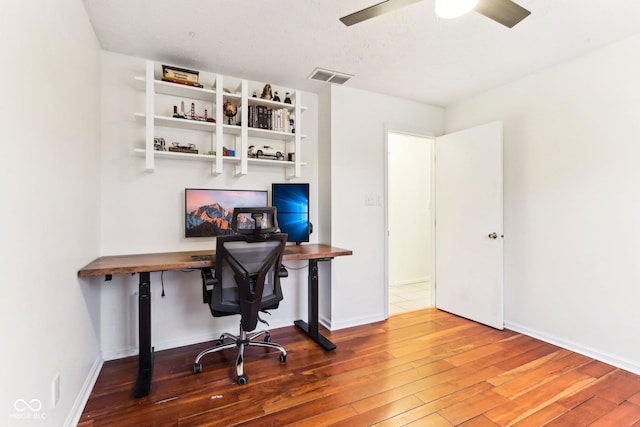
left=210, top=216, right=287, bottom=332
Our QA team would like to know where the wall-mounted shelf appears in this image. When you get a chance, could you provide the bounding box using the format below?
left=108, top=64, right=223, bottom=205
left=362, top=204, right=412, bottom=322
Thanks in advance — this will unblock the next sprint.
left=134, top=60, right=305, bottom=177
left=134, top=113, right=217, bottom=132
left=133, top=148, right=240, bottom=163
left=135, top=76, right=217, bottom=102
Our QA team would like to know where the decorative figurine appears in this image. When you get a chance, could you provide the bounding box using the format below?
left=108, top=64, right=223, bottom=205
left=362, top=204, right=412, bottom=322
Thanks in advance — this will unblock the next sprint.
left=252, top=91, right=257, bottom=98
left=161, top=64, right=203, bottom=88
left=284, top=92, right=292, bottom=104
left=260, top=84, right=273, bottom=100
left=203, top=109, right=215, bottom=123
left=154, top=137, right=166, bottom=151
left=223, top=101, right=238, bottom=125
left=168, top=141, right=198, bottom=154
left=273, top=91, right=281, bottom=102
left=173, top=101, right=216, bottom=122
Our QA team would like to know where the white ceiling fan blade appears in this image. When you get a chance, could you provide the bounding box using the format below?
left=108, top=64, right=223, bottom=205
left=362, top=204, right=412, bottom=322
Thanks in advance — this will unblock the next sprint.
left=475, top=0, right=531, bottom=28
left=340, top=0, right=424, bottom=26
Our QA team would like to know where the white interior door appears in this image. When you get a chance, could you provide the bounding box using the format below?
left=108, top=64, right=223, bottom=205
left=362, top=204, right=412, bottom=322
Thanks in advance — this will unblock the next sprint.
left=435, top=121, right=503, bottom=329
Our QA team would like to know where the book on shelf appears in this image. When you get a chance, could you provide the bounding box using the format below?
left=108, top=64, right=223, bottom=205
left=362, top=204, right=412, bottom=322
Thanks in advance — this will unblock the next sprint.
left=247, top=105, right=291, bottom=132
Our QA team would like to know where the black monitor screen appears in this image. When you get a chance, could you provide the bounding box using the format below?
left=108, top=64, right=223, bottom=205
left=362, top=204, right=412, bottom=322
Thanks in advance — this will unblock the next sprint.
left=185, top=188, right=268, bottom=237
left=272, top=183, right=310, bottom=243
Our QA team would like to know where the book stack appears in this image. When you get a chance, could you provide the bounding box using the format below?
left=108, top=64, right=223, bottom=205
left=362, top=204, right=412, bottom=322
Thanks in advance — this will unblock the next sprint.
left=247, top=106, right=291, bottom=132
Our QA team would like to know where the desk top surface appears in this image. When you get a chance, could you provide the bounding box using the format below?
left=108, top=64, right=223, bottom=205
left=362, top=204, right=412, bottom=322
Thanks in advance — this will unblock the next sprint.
left=78, top=244, right=352, bottom=277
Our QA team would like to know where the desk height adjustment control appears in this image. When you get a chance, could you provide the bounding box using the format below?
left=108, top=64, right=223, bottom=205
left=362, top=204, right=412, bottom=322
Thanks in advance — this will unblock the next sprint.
left=278, top=265, right=289, bottom=277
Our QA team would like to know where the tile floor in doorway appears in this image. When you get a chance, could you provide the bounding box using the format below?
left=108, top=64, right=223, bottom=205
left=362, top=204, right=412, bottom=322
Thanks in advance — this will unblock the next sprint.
left=389, top=281, right=433, bottom=315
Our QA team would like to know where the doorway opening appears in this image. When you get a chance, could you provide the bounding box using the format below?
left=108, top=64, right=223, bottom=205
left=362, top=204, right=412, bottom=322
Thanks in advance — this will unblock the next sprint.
left=386, top=130, right=435, bottom=316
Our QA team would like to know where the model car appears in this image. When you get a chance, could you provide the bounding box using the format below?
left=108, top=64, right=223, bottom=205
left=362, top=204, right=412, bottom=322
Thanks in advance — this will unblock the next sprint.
left=248, top=145, right=284, bottom=160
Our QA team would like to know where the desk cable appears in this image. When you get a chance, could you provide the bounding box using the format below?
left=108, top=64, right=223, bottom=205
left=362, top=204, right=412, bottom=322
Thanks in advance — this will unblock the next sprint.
left=281, top=263, right=307, bottom=271
left=160, top=271, right=166, bottom=297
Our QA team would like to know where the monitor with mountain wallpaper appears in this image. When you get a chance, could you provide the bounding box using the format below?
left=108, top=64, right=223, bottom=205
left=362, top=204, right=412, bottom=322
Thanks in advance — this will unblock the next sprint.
left=185, top=188, right=268, bottom=237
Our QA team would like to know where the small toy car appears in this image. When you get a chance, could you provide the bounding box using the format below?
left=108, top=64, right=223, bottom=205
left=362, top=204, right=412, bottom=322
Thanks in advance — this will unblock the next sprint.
left=248, top=145, right=284, bottom=160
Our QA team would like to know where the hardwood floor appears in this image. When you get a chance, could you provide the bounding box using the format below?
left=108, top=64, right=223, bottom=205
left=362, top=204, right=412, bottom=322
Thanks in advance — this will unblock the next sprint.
left=79, top=308, right=640, bottom=426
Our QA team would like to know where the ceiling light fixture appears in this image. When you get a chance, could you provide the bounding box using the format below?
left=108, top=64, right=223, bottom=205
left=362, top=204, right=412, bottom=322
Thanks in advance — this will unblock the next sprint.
left=435, top=0, right=479, bottom=19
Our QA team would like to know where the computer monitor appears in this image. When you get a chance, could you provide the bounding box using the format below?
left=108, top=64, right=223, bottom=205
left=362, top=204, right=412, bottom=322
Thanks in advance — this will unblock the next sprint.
left=185, top=188, right=268, bottom=237
left=271, top=183, right=310, bottom=244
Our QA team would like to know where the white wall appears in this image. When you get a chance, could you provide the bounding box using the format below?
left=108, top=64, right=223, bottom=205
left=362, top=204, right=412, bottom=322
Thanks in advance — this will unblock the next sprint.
left=0, top=1, right=102, bottom=426
left=446, top=33, right=640, bottom=372
left=317, top=86, right=333, bottom=322
left=388, top=132, right=432, bottom=287
left=97, top=51, right=320, bottom=359
left=323, top=85, right=444, bottom=329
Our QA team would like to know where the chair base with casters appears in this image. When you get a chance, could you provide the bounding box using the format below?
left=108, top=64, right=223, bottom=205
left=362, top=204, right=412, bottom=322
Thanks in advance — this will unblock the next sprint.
left=193, top=323, right=287, bottom=385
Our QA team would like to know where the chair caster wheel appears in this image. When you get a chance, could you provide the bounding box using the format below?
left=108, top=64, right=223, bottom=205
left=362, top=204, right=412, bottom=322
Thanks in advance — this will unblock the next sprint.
left=279, top=354, right=287, bottom=363
left=193, top=363, right=202, bottom=374
left=238, top=374, right=249, bottom=385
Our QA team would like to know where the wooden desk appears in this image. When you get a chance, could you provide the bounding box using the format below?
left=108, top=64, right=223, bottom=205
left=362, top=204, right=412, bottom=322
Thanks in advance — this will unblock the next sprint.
left=79, top=244, right=352, bottom=398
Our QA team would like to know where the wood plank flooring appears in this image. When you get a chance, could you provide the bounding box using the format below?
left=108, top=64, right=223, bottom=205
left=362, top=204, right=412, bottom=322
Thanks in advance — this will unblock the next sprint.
left=78, top=308, right=640, bottom=426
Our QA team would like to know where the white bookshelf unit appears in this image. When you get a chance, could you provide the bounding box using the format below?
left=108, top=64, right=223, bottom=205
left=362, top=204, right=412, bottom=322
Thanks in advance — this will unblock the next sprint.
left=134, top=60, right=306, bottom=177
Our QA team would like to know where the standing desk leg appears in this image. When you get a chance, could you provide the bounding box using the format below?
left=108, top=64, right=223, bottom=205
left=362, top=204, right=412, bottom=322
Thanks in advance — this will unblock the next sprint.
left=294, top=258, right=336, bottom=351
left=134, top=271, right=154, bottom=398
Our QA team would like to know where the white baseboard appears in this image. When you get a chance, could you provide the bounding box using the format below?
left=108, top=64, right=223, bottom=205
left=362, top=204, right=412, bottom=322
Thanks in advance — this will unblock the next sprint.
left=102, top=332, right=221, bottom=361
left=321, top=312, right=386, bottom=331
left=505, top=321, right=640, bottom=376
left=102, top=347, right=138, bottom=361
left=153, top=320, right=294, bottom=353
left=102, top=319, right=298, bottom=361
left=65, top=355, right=103, bottom=427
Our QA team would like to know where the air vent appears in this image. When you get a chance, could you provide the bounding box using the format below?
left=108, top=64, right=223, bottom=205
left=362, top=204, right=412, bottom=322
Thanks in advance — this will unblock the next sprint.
left=308, top=68, right=353, bottom=85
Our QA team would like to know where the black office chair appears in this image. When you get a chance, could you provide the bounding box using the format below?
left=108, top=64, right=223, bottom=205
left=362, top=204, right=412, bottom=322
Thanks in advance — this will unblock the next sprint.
left=193, top=207, right=288, bottom=385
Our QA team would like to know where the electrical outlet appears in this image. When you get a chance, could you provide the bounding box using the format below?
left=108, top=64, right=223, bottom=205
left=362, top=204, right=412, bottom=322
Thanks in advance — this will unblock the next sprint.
left=365, top=193, right=381, bottom=206
left=365, top=193, right=377, bottom=206
left=52, top=374, right=60, bottom=408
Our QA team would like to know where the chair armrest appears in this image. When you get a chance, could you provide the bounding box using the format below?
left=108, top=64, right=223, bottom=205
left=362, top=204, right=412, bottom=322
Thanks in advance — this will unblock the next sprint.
left=200, top=267, right=218, bottom=304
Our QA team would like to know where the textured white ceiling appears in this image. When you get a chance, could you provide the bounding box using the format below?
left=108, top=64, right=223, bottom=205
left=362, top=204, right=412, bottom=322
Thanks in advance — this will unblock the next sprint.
left=82, top=0, right=640, bottom=107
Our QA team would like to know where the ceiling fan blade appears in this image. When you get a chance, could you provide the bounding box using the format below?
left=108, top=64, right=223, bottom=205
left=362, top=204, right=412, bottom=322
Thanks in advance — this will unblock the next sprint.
left=475, top=0, right=531, bottom=28
left=340, top=0, right=424, bottom=26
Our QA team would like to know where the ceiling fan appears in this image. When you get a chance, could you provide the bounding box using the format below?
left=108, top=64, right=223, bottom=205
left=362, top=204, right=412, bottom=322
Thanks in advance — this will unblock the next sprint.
left=340, top=0, right=531, bottom=28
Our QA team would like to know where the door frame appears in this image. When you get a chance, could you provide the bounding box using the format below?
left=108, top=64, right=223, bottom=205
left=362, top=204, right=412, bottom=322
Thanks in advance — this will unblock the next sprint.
left=383, top=126, right=437, bottom=319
